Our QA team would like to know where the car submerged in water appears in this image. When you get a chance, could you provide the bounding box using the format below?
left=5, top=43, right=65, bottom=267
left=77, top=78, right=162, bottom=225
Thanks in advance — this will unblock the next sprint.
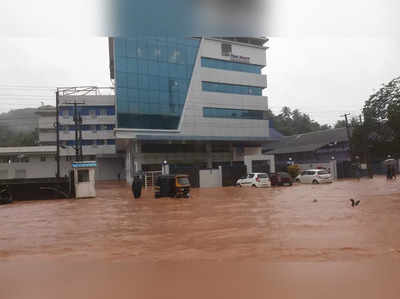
left=236, top=173, right=271, bottom=188
left=295, top=169, right=333, bottom=184
left=269, top=172, right=293, bottom=186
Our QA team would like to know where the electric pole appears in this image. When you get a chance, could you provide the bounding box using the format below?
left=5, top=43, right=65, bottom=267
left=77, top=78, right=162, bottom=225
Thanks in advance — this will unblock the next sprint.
left=73, top=102, right=80, bottom=161
left=78, top=113, right=83, bottom=161
left=55, top=90, right=60, bottom=178
left=68, top=101, right=85, bottom=161
left=341, top=113, right=353, bottom=160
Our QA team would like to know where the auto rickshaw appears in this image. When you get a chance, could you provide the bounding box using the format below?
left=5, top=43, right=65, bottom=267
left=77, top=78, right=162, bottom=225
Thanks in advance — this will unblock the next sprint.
left=154, top=174, right=191, bottom=198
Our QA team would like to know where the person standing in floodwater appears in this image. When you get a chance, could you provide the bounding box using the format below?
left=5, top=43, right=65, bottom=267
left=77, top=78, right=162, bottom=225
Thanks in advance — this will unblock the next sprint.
left=132, top=175, right=143, bottom=199
left=387, top=165, right=393, bottom=180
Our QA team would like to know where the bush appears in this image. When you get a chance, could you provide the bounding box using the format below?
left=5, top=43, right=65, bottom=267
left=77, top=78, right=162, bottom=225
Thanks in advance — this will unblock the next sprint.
left=287, top=164, right=300, bottom=178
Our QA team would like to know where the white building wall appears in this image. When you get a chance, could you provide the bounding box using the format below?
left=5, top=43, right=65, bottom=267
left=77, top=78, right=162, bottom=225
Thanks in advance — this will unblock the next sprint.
left=60, top=145, right=117, bottom=157
left=0, top=155, right=124, bottom=181
left=0, top=156, right=71, bottom=179
left=200, top=168, right=222, bottom=188
left=201, top=38, right=267, bottom=66
left=96, top=157, right=125, bottom=181
left=179, top=38, right=270, bottom=139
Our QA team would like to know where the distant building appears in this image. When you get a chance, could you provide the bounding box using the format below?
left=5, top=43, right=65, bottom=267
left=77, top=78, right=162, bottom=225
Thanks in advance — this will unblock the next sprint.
left=0, top=146, right=57, bottom=179
left=263, top=128, right=350, bottom=170
left=35, top=92, right=124, bottom=181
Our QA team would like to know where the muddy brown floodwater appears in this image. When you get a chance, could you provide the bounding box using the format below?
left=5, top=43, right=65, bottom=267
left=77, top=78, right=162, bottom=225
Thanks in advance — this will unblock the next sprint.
left=1, top=177, right=400, bottom=298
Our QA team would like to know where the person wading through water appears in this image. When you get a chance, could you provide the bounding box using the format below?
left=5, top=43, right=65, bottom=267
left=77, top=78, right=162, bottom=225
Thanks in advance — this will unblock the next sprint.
left=132, top=174, right=143, bottom=199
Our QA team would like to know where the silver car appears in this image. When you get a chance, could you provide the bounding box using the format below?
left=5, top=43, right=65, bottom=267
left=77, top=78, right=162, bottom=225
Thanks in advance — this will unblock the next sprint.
left=295, top=169, right=333, bottom=184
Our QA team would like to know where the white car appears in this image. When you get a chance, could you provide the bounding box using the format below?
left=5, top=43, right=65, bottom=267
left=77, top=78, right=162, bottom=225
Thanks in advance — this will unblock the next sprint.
left=295, top=169, right=333, bottom=184
left=236, top=173, right=271, bottom=188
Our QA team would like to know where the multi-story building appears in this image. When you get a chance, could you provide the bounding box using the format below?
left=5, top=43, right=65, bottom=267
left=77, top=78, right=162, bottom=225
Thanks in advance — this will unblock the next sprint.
left=36, top=90, right=124, bottom=180
left=109, top=37, right=279, bottom=183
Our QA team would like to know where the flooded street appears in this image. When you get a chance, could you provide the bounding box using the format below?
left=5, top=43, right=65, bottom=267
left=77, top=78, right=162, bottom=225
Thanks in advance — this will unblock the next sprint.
left=1, top=177, right=400, bottom=298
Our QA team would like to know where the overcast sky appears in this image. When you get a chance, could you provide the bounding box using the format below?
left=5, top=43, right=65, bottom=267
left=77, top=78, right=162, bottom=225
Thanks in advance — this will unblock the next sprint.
left=1, top=0, right=400, bottom=125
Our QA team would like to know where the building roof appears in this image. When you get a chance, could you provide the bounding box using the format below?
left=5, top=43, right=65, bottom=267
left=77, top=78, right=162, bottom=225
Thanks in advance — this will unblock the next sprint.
left=264, top=128, right=349, bottom=155
left=269, top=127, right=284, bottom=139
left=0, top=146, right=56, bottom=155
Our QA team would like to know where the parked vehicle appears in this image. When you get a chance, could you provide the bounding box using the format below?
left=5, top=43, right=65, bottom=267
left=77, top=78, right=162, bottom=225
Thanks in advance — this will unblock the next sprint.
left=295, top=169, right=333, bottom=184
left=0, top=185, right=13, bottom=205
left=155, top=174, right=191, bottom=198
left=236, top=173, right=271, bottom=188
left=270, top=172, right=293, bottom=186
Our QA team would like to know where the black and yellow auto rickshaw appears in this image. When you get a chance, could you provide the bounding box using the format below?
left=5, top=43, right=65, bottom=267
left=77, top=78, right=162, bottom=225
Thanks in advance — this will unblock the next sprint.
left=154, top=174, right=191, bottom=198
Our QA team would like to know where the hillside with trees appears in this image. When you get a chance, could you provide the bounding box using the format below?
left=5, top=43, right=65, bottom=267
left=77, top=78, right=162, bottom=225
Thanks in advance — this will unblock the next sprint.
left=0, top=108, right=39, bottom=147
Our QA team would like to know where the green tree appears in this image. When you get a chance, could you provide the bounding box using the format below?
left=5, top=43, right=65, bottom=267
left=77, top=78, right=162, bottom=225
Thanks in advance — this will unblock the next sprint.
left=334, top=120, right=347, bottom=128
left=270, top=107, right=331, bottom=136
left=351, top=76, right=400, bottom=161
left=0, top=126, right=38, bottom=147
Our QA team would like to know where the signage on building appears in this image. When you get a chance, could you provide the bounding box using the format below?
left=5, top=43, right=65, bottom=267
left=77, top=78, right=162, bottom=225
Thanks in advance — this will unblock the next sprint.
left=230, top=54, right=250, bottom=64
left=72, top=161, right=97, bottom=168
left=221, top=43, right=251, bottom=63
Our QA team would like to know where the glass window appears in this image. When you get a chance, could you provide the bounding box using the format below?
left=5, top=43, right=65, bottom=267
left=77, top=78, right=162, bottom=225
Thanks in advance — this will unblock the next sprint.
left=201, top=57, right=262, bottom=74
left=117, top=72, right=128, bottom=87
left=114, top=37, right=200, bottom=130
left=203, top=107, right=268, bottom=120
left=202, top=81, right=263, bottom=96
left=126, top=39, right=137, bottom=57
left=78, top=169, right=90, bottom=183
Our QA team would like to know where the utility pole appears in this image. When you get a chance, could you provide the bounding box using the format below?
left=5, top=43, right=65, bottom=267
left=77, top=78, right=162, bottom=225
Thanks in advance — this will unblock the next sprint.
left=73, top=102, right=80, bottom=161
left=341, top=113, right=353, bottom=160
left=68, top=101, right=85, bottom=161
left=55, top=90, right=60, bottom=178
left=78, top=113, right=83, bottom=161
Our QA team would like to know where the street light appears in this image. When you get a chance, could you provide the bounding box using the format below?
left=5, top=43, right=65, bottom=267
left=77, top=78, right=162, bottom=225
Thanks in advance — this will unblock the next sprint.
left=288, top=157, right=293, bottom=166
left=162, top=160, right=169, bottom=175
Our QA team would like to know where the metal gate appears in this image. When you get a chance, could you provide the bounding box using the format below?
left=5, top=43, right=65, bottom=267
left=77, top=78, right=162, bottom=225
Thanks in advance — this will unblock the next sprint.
left=144, top=171, right=162, bottom=188
left=221, top=165, right=247, bottom=187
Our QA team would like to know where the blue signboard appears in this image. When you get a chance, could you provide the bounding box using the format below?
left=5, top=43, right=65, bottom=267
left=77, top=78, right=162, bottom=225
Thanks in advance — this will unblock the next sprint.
left=72, top=162, right=97, bottom=168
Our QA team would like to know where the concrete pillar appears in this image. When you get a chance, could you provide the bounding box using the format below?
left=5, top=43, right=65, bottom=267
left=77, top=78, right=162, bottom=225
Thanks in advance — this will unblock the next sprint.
left=206, top=143, right=213, bottom=169
left=133, top=140, right=143, bottom=174
left=125, top=149, right=133, bottom=185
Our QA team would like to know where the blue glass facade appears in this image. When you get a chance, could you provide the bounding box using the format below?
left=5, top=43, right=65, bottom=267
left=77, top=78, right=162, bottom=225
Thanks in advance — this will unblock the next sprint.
left=203, top=107, right=268, bottom=120
left=202, top=81, right=263, bottom=96
left=201, top=57, right=263, bottom=74
left=114, top=37, right=200, bottom=129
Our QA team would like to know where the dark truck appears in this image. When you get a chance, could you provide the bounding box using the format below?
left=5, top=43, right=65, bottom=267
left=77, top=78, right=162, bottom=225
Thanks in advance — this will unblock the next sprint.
left=0, top=176, right=73, bottom=205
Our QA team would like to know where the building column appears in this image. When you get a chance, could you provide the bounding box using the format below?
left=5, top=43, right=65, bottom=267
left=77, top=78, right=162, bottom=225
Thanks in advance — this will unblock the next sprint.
left=206, top=143, right=213, bottom=169
left=125, top=145, right=133, bottom=185
left=133, top=140, right=143, bottom=174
